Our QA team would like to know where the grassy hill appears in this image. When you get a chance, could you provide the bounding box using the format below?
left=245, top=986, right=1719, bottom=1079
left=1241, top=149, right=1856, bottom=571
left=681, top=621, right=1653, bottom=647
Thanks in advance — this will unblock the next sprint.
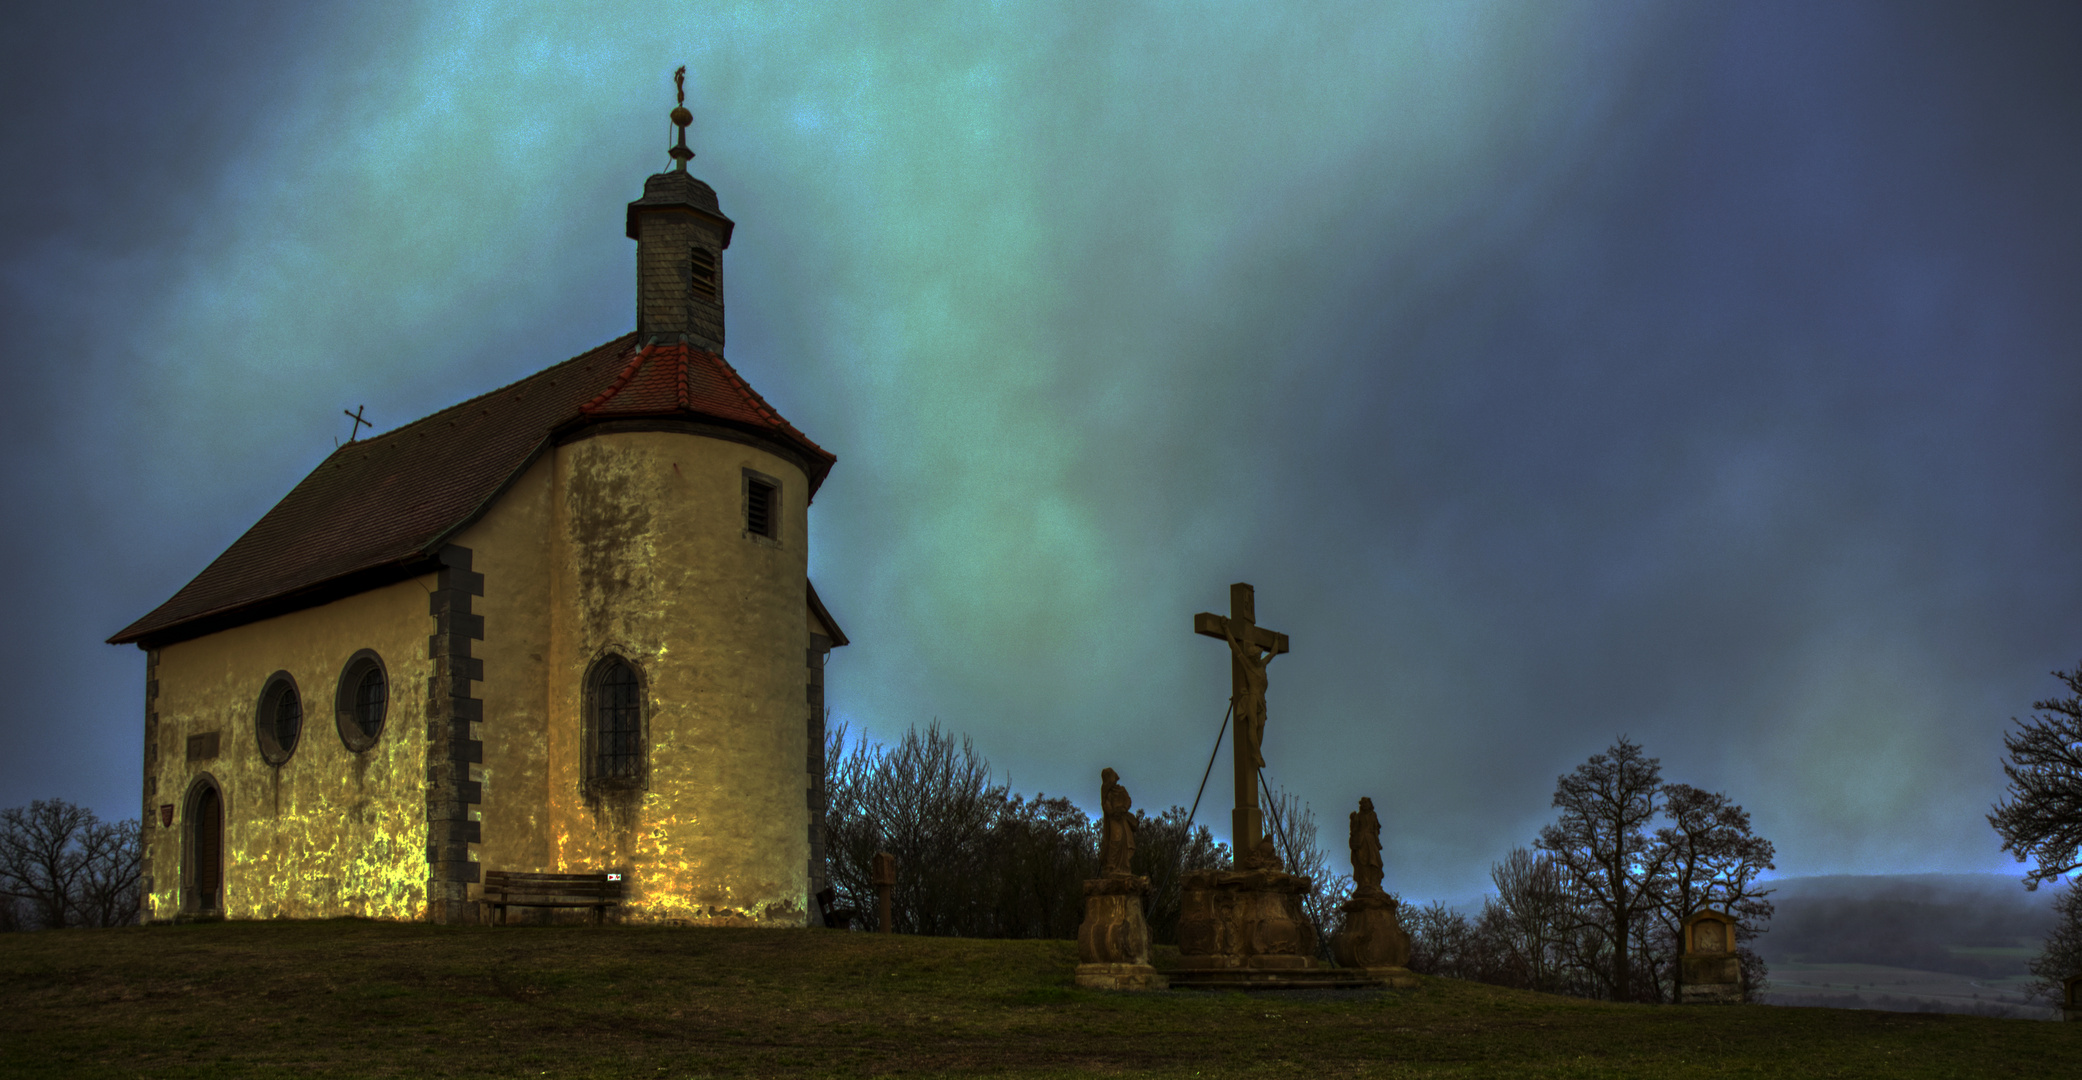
left=1, top=919, right=2074, bottom=1079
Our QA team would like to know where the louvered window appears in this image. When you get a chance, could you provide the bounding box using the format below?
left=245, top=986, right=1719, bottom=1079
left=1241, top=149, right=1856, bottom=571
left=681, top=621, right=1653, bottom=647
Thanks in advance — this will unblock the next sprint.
left=689, top=247, right=718, bottom=300
left=745, top=474, right=777, bottom=539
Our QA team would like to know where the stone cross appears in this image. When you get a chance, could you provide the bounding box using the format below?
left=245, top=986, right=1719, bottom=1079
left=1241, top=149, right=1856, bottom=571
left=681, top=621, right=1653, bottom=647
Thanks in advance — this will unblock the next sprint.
left=1194, top=582, right=1288, bottom=857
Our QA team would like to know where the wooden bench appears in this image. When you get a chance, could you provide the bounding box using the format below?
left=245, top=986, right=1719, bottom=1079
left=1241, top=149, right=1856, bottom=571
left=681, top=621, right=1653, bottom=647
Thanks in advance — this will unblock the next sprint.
left=481, top=870, right=624, bottom=925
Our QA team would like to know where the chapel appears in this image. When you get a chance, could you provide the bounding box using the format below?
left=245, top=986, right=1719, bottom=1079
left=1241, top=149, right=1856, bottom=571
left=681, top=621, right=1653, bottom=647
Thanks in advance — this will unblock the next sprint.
left=109, top=83, right=846, bottom=926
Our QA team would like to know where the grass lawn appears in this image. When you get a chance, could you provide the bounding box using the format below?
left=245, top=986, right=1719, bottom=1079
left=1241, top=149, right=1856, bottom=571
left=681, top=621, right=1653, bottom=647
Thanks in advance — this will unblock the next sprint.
left=0, top=919, right=2072, bottom=1078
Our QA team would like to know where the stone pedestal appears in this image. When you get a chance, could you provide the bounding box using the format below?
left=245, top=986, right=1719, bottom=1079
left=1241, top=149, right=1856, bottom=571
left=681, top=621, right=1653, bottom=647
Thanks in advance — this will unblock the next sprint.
left=1330, top=892, right=1417, bottom=987
left=1074, top=874, right=1166, bottom=991
left=1174, top=868, right=1318, bottom=971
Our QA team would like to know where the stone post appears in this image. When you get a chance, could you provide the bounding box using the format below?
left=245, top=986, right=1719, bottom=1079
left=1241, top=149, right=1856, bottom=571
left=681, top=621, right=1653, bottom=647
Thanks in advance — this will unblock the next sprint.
left=2064, top=973, right=2080, bottom=1022
left=870, top=850, right=896, bottom=933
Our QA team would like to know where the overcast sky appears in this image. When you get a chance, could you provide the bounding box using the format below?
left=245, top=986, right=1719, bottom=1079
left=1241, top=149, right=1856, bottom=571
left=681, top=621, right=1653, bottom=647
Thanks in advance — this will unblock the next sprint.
left=4, top=1, right=2078, bottom=902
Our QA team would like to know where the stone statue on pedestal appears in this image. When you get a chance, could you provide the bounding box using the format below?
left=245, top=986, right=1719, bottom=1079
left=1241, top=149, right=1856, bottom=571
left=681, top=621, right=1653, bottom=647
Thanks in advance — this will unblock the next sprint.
left=1330, top=796, right=1416, bottom=985
left=1350, top=797, right=1384, bottom=896
left=1099, top=767, right=1136, bottom=876
left=1074, top=767, right=1166, bottom=991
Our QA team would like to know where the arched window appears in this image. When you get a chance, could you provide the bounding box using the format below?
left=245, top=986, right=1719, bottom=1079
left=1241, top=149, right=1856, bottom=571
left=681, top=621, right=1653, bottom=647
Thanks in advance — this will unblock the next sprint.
left=255, top=672, right=302, bottom=764
left=335, top=650, right=389, bottom=752
left=587, top=656, right=645, bottom=787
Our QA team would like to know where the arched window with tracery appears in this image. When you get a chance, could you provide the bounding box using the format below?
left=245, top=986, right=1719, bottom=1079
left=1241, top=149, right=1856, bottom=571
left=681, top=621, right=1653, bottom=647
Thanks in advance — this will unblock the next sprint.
left=586, top=655, right=645, bottom=788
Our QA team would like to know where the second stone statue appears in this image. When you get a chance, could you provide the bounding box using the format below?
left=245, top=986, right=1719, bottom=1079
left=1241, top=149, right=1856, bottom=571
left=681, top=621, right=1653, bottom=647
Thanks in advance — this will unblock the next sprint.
left=1073, top=768, right=1168, bottom=991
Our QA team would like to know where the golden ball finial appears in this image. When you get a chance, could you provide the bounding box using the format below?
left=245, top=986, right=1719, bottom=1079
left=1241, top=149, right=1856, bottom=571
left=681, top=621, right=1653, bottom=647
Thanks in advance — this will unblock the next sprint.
left=671, top=105, right=692, bottom=128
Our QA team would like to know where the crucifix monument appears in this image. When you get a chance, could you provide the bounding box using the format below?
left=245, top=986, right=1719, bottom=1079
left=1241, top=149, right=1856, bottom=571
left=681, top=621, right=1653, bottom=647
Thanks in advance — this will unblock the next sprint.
left=1194, top=582, right=1289, bottom=857
left=1173, top=581, right=1381, bottom=987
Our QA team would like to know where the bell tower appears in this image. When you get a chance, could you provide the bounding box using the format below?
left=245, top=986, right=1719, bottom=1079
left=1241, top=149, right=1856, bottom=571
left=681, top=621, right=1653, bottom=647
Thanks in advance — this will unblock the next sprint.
left=627, top=67, right=735, bottom=350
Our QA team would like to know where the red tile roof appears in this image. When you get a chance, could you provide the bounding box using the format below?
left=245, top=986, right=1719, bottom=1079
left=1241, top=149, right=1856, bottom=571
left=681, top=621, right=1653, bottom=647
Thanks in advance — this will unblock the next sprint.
left=109, top=334, right=836, bottom=647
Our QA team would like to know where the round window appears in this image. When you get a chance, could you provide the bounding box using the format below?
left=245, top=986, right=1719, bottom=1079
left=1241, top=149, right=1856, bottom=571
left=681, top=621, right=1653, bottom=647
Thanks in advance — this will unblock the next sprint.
left=335, top=651, right=389, bottom=752
left=255, top=672, right=302, bottom=764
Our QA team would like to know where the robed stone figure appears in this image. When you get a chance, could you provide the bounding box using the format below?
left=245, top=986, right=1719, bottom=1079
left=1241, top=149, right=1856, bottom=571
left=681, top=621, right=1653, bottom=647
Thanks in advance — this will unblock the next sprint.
left=1349, top=797, right=1384, bottom=897
left=1099, top=767, right=1137, bottom=876
left=1076, top=767, right=1164, bottom=989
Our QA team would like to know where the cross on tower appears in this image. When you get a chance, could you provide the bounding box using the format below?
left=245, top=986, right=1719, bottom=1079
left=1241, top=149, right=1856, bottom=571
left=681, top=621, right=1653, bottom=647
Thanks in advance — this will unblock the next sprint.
left=1195, top=582, right=1289, bottom=857
left=342, top=405, right=372, bottom=442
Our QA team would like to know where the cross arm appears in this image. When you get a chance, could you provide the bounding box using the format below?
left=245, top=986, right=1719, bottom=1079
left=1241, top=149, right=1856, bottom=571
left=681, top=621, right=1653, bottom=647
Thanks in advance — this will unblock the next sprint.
left=1194, top=612, right=1288, bottom=654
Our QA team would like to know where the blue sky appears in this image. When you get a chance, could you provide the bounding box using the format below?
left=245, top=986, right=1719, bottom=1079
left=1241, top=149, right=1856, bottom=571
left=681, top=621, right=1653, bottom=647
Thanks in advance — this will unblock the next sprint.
left=4, top=0, right=2079, bottom=901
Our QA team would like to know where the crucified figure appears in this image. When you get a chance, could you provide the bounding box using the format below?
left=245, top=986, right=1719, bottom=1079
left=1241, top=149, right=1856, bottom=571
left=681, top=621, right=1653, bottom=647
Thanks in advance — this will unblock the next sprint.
left=1223, top=620, right=1278, bottom=772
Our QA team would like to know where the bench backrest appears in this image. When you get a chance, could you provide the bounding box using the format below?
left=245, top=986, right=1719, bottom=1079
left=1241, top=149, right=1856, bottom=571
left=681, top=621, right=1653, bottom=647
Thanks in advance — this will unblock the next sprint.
left=482, top=871, right=624, bottom=901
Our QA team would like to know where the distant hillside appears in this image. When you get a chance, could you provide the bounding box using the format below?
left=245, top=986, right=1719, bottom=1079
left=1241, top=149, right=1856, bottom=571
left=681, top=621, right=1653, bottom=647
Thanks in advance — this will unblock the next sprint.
left=1757, top=873, right=2060, bottom=978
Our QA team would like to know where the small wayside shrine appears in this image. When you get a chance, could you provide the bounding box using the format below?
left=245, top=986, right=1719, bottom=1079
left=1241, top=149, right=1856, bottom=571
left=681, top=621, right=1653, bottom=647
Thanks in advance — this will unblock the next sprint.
left=109, top=72, right=847, bottom=926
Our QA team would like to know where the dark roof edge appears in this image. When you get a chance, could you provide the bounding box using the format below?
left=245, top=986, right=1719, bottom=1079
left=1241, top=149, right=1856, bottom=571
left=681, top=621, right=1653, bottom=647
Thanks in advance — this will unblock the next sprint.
left=423, top=412, right=835, bottom=565
left=808, top=580, right=849, bottom=648
left=108, top=554, right=441, bottom=650
left=548, top=415, right=833, bottom=499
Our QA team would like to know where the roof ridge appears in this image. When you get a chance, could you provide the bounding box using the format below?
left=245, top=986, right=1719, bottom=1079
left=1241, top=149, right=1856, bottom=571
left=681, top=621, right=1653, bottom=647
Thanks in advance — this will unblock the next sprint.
left=699, top=348, right=832, bottom=458
left=578, top=341, right=656, bottom=414
left=339, top=333, right=641, bottom=457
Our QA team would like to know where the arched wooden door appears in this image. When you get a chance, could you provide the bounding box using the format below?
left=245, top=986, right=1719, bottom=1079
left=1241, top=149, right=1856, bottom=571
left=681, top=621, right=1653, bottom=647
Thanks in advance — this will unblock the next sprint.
left=189, top=783, right=223, bottom=913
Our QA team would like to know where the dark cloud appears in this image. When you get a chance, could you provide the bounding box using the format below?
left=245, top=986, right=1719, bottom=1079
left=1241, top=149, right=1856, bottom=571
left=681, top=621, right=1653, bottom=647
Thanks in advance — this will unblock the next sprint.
left=3, top=1, right=2078, bottom=900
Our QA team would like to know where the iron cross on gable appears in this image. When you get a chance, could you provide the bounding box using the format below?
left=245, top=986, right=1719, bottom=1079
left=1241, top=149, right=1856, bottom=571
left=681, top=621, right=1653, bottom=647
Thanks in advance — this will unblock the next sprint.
left=342, top=405, right=372, bottom=442
left=1194, top=582, right=1289, bottom=858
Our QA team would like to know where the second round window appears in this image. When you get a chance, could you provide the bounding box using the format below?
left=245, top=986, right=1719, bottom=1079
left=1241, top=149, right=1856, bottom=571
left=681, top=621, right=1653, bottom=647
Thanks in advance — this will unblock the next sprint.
left=335, top=651, right=389, bottom=752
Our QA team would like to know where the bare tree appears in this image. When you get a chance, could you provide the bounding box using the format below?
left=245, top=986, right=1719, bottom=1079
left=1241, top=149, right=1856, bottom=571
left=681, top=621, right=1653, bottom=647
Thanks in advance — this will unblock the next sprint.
left=74, top=817, right=142, bottom=928
left=1989, top=662, right=2082, bottom=890
left=824, top=721, right=1008, bottom=935
left=975, top=791, right=1094, bottom=938
left=0, top=800, right=139, bottom=930
left=1649, top=783, right=1775, bottom=997
left=1536, top=738, right=1670, bottom=1002
left=1485, top=847, right=1570, bottom=992
left=0, top=800, right=95, bottom=929
left=2025, top=880, right=2082, bottom=1006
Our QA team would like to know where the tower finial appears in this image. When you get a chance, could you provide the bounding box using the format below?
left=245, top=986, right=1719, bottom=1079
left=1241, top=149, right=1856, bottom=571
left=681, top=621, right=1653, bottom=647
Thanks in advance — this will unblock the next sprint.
left=669, top=66, right=694, bottom=171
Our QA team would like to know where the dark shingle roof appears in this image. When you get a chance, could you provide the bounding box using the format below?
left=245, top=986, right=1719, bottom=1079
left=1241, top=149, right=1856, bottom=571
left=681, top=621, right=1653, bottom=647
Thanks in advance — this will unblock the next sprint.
left=110, top=335, right=835, bottom=647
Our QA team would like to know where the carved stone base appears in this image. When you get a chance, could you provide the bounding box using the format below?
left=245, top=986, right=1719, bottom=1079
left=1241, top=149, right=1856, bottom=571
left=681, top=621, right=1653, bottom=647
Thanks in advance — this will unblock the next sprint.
left=1075, top=963, right=1169, bottom=991
left=1680, top=954, right=1744, bottom=1003
left=1331, top=892, right=1410, bottom=970
left=1175, top=868, right=1319, bottom=972
left=1077, top=874, right=1154, bottom=967
left=1679, top=981, right=1744, bottom=1004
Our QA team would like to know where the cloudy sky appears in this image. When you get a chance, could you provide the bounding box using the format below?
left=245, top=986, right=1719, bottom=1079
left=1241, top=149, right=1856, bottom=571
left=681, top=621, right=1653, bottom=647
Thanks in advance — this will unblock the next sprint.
left=4, top=1, right=2078, bottom=902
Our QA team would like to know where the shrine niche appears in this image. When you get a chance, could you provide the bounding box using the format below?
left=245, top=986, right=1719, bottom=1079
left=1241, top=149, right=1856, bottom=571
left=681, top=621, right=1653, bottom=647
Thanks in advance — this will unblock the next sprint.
left=1679, top=909, right=1743, bottom=1004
